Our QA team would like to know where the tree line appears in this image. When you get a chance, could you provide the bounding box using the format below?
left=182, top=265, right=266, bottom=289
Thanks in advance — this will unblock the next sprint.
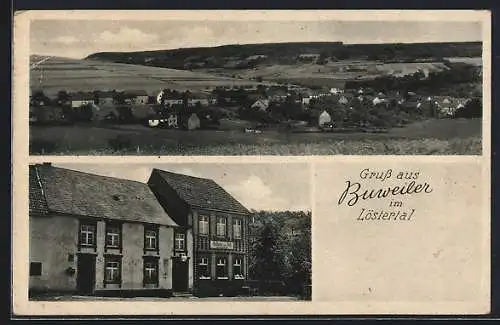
left=248, top=210, right=312, bottom=299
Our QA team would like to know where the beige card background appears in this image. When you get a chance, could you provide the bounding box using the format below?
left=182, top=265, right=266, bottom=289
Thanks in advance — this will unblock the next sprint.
left=313, top=158, right=489, bottom=307
left=12, top=10, right=491, bottom=316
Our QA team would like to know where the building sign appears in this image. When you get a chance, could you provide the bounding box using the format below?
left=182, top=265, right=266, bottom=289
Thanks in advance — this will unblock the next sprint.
left=210, top=241, right=234, bottom=250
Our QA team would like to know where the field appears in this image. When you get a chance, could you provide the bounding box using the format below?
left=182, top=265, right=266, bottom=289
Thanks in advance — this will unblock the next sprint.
left=200, top=60, right=452, bottom=85
left=30, top=56, right=269, bottom=97
left=30, top=118, right=482, bottom=155
left=444, top=57, right=483, bottom=66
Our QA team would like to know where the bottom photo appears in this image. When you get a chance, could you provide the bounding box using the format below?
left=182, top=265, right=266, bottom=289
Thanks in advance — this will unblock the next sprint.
left=28, top=161, right=311, bottom=301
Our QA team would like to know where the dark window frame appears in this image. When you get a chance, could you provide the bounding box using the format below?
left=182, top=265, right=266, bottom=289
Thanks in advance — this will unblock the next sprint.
left=233, top=255, right=244, bottom=279
left=143, top=256, right=160, bottom=286
left=104, top=255, right=122, bottom=285
left=30, top=262, right=42, bottom=276
left=198, top=215, right=210, bottom=236
left=216, top=255, right=228, bottom=279
left=232, top=218, right=242, bottom=239
left=197, top=255, right=211, bottom=279
left=105, top=221, right=122, bottom=250
left=144, top=225, right=159, bottom=252
left=79, top=220, right=97, bottom=248
left=216, top=217, right=227, bottom=238
left=174, top=231, right=186, bottom=251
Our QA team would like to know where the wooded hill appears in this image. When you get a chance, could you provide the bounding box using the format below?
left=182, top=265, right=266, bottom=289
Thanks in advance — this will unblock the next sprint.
left=85, top=41, right=482, bottom=70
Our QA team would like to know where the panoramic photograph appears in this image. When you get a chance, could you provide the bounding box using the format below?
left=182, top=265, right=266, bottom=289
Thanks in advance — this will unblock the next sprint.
left=28, top=162, right=311, bottom=301
left=29, top=19, right=483, bottom=155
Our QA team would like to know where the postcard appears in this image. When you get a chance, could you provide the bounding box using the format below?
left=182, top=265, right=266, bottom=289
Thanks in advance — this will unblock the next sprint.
left=12, top=9, right=491, bottom=316
left=15, top=10, right=488, bottom=156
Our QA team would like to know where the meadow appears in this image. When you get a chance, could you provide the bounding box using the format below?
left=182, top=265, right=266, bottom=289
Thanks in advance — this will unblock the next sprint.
left=29, top=118, right=482, bottom=155
left=30, top=56, right=268, bottom=97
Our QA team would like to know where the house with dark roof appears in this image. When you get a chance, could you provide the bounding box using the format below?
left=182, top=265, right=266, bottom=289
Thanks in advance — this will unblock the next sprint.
left=123, top=90, right=149, bottom=105
left=147, top=169, right=251, bottom=297
left=70, top=92, right=95, bottom=108
left=29, top=163, right=179, bottom=297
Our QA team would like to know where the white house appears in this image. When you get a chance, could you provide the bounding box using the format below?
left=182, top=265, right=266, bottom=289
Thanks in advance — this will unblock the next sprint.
left=187, top=113, right=201, bottom=130
left=318, top=110, right=332, bottom=127
left=329, top=87, right=344, bottom=95
left=338, top=96, right=349, bottom=105
left=70, top=93, right=94, bottom=108
left=251, top=99, right=270, bottom=111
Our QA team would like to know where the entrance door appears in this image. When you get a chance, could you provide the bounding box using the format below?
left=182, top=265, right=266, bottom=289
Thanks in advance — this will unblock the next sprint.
left=76, top=254, right=96, bottom=294
left=172, top=258, right=189, bottom=292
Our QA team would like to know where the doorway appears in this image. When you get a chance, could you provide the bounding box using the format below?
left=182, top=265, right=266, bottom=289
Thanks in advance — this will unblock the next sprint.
left=76, top=254, right=96, bottom=294
left=172, top=258, right=189, bottom=292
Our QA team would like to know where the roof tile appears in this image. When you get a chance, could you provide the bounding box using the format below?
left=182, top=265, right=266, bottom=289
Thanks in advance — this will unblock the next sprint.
left=29, top=164, right=178, bottom=227
left=151, top=169, right=250, bottom=215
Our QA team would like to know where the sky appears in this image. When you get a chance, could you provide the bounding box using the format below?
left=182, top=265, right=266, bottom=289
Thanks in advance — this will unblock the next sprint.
left=30, top=20, right=483, bottom=59
left=53, top=162, right=311, bottom=212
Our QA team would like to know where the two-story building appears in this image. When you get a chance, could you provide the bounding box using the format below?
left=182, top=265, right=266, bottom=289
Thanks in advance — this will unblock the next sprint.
left=29, top=163, right=179, bottom=297
left=147, top=169, right=251, bottom=297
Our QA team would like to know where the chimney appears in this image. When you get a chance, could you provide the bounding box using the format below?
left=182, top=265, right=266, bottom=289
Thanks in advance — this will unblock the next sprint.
left=42, top=162, right=52, bottom=167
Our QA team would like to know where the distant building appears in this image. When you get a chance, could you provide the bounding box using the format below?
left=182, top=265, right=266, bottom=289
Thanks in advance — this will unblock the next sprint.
left=318, top=110, right=332, bottom=127
left=433, top=96, right=470, bottom=117
left=147, top=169, right=251, bottom=296
left=95, top=91, right=115, bottom=106
left=372, top=95, right=388, bottom=106
left=124, top=90, right=149, bottom=105
left=251, top=98, right=270, bottom=111
left=338, top=95, right=349, bottom=105
left=70, top=93, right=94, bottom=108
left=187, top=113, right=201, bottom=130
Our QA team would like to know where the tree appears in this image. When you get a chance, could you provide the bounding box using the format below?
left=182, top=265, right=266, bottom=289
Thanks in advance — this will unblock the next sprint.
left=31, top=90, right=51, bottom=106
left=249, top=217, right=285, bottom=285
left=283, top=214, right=312, bottom=295
left=454, top=98, right=482, bottom=118
left=248, top=211, right=312, bottom=298
left=56, top=90, right=70, bottom=106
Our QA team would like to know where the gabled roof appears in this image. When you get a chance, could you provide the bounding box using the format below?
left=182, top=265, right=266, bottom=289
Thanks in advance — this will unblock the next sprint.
left=150, top=169, right=250, bottom=215
left=96, top=91, right=116, bottom=98
left=124, top=90, right=149, bottom=97
left=70, top=92, right=94, bottom=101
left=29, top=166, right=49, bottom=215
left=433, top=96, right=469, bottom=107
left=29, top=164, right=178, bottom=227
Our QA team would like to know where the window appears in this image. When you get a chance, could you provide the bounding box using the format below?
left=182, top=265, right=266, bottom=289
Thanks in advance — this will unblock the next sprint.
left=143, top=258, right=159, bottom=285
left=30, top=262, right=42, bottom=276
left=199, top=215, right=209, bottom=235
left=79, top=223, right=96, bottom=247
left=233, top=257, right=244, bottom=280
left=104, top=257, right=121, bottom=284
left=216, top=217, right=227, bottom=238
left=174, top=232, right=185, bottom=251
left=216, top=256, right=228, bottom=279
left=144, top=226, right=158, bottom=250
left=198, top=256, right=210, bottom=279
left=106, top=223, right=121, bottom=248
left=233, top=219, right=242, bottom=239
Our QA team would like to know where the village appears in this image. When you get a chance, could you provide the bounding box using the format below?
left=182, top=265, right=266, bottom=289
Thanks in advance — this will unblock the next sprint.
left=28, top=81, right=478, bottom=135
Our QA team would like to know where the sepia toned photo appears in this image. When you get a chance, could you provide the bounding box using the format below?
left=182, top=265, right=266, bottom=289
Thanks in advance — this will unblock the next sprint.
left=28, top=162, right=311, bottom=302
left=25, top=13, right=485, bottom=155
left=12, top=10, right=491, bottom=317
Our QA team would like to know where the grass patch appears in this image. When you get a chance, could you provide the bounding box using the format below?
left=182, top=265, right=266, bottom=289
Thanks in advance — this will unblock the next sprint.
left=37, top=136, right=481, bottom=156
left=29, top=118, right=482, bottom=155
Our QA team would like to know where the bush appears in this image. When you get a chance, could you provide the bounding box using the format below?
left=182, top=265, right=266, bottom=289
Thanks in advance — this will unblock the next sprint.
left=30, top=139, right=58, bottom=154
left=108, top=135, right=133, bottom=151
left=454, top=98, right=482, bottom=118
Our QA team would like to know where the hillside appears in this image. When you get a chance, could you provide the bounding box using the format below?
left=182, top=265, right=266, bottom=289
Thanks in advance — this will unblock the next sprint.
left=85, top=41, right=482, bottom=70
left=84, top=41, right=482, bottom=89
left=29, top=55, right=270, bottom=97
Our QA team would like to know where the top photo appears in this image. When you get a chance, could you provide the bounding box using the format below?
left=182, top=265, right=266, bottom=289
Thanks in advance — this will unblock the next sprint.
left=23, top=11, right=488, bottom=156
